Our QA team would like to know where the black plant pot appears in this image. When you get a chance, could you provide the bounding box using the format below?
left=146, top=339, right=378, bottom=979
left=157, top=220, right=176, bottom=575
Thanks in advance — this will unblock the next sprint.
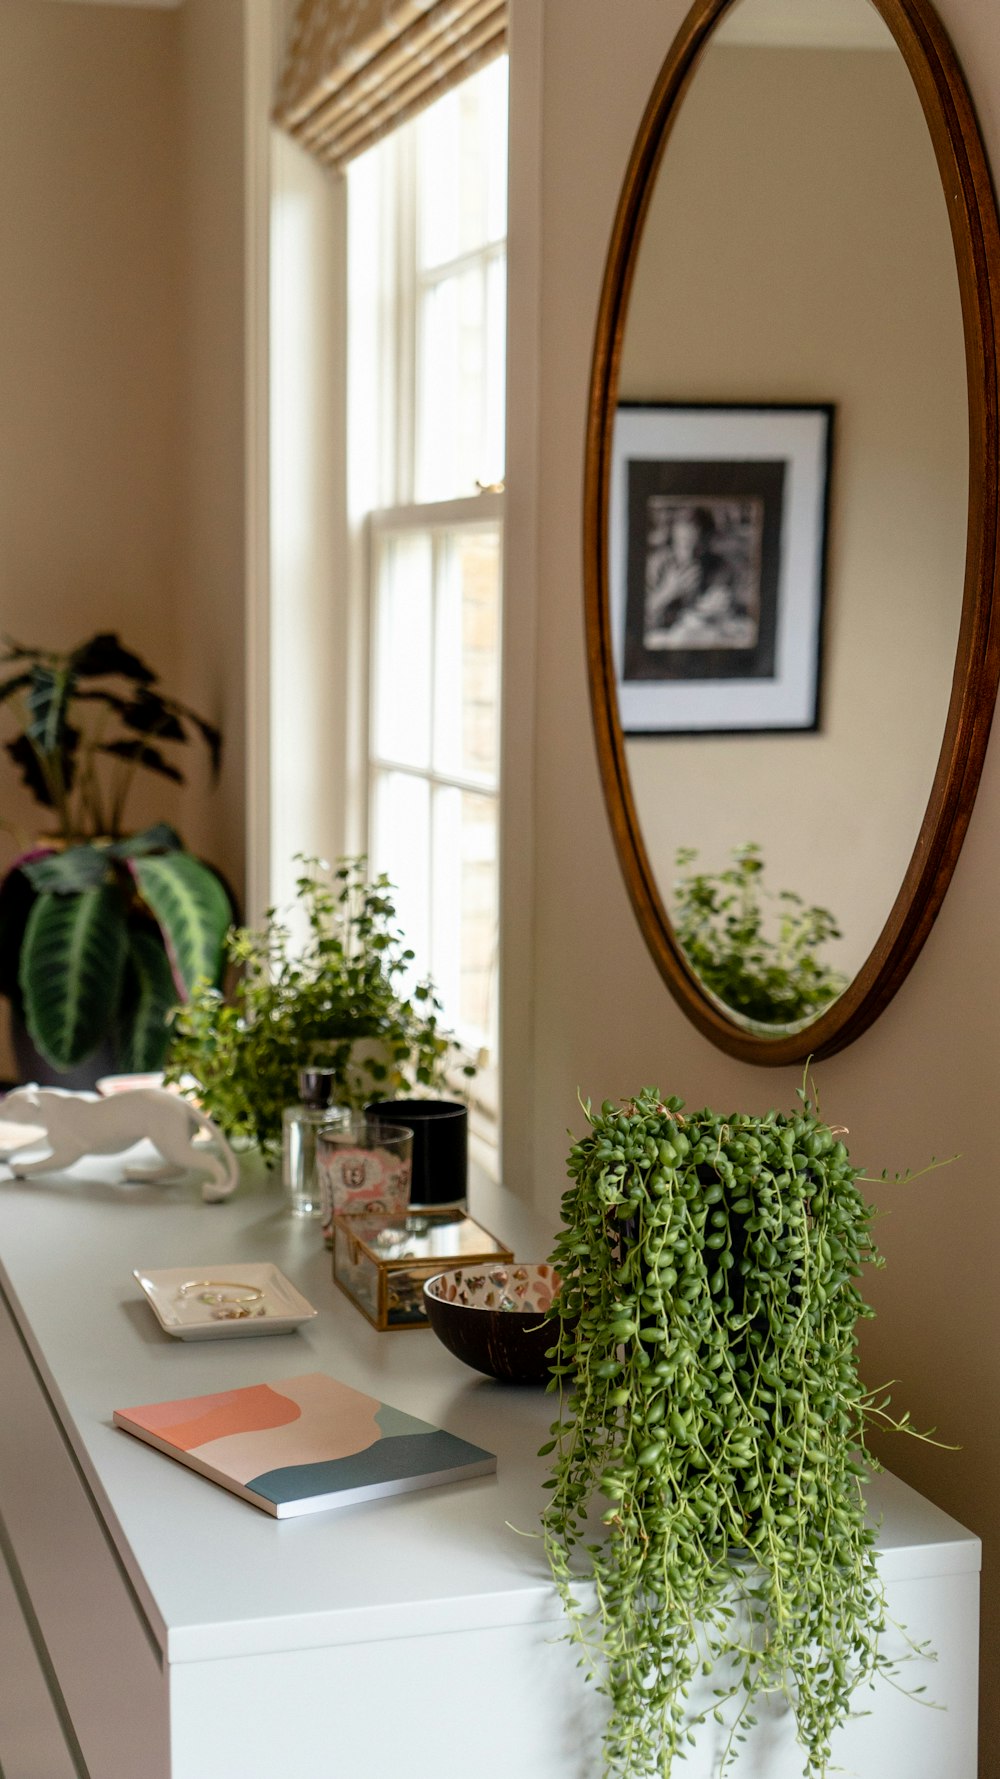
left=10, top=1007, right=116, bottom=1092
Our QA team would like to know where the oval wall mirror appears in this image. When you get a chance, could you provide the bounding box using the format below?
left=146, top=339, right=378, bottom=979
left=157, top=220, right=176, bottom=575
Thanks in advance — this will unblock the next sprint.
left=585, top=0, right=1000, bottom=1064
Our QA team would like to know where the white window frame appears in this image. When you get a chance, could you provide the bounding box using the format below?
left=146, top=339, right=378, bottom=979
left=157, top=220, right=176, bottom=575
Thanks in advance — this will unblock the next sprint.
left=349, top=68, right=508, bottom=1155
left=367, top=494, right=503, bottom=1104
left=256, top=20, right=541, bottom=1191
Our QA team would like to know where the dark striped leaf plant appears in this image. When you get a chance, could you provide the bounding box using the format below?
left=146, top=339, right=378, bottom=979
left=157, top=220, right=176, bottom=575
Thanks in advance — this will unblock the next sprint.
left=542, top=1085, right=942, bottom=1778
left=0, top=633, right=231, bottom=1075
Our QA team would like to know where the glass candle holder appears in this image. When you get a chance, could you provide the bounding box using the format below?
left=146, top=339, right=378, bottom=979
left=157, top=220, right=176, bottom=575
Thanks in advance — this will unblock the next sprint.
left=317, top=1117, right=413, bottom=1248
left=281, top=1070, right=348, bottom=1218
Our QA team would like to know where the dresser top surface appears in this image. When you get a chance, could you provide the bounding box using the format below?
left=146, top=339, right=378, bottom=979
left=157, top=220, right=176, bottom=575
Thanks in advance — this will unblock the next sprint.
left=0, top=1157, right=981, bottom=1664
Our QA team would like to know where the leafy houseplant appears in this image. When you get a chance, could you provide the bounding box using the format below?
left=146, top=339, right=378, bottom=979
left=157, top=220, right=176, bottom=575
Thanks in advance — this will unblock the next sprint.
left=0, top=632, right=231, bottom=1075
left=672, top=843, right=846, bottom=1026
left=543, top=1086, right=936, bottom=1778
left=165, top=858, right=474, bottom=1164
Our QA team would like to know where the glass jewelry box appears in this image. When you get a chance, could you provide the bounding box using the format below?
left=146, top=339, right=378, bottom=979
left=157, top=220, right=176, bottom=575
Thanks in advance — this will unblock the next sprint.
left=332, top=1208, right=513, bottom=1329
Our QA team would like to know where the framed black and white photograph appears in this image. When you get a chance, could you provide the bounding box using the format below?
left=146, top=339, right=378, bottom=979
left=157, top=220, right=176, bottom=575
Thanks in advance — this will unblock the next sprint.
left=609, top=403, right=833, bottom=734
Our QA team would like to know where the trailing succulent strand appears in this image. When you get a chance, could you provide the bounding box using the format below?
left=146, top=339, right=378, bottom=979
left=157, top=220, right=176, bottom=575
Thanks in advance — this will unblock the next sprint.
left=541, top=1086, right=934, bottom=1778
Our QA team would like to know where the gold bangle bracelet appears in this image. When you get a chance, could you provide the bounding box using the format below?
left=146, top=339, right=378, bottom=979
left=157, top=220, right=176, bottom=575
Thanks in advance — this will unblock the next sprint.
left=178, top=1279, right=265, bottom=1305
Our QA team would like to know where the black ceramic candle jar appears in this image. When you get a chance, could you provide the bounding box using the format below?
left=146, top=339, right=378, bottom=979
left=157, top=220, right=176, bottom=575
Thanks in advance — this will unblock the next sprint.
left=364, top=1097, right=468, bottom=1206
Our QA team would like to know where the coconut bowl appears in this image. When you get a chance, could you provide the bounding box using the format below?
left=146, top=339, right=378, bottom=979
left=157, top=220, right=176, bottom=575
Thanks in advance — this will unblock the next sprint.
left=423, top=1262, right=560, bottom=1384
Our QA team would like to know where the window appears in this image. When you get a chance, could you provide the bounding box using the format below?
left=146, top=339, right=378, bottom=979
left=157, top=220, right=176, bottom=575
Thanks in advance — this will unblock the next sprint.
left=347, top=58, right=508, bottom=1123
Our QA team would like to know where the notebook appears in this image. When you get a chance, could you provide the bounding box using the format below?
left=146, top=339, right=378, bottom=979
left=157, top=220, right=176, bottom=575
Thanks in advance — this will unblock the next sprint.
left=113, top=1372, right=496, bottom=1518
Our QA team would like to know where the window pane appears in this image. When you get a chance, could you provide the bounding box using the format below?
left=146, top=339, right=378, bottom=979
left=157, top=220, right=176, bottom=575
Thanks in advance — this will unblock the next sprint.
left=417, top=57, right=508, bottom=271
left=416, top=264, right=493, bottom=502
left=434, top=528, right=500, bottom=783
left=346, top=137, right=392, bottom=517
left=372, top=769, right=431, bottom=982
left=484, top=250, right=507, bottom=487
left=483, top=57, right=509, bottom=245
left=432, top=786, right=498, bottom=1050
left=372, top=533, right=433, bottom=768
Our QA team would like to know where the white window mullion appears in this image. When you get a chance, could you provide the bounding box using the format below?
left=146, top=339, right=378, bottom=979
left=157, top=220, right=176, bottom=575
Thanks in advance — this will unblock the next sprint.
left=417, top=235, right=507, bottom=290
left=372, top=492, right=504, bottom=532
left=430, top=530, right=444, bottom=773
left=370, top=756, right=495, bottom=799
left=432, top=783, right=458, bottom=1025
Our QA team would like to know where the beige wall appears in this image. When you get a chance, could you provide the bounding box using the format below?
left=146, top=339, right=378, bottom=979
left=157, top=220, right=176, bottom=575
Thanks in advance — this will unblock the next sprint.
left=174, top=0, right=247, bottom=897
left=0, top=0, right=246, bottom=1070
left=3, top=0, right=997, bottom=1760
left=0, top=0, right=185, bottom=853
left=505, top=0, right=1000, bottom=1768
left=619, top=44, right=967, bottom=979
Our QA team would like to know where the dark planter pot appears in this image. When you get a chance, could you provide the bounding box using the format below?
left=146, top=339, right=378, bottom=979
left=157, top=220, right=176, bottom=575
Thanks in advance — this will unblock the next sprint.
left=10, top=1008, right=116, bottom=1092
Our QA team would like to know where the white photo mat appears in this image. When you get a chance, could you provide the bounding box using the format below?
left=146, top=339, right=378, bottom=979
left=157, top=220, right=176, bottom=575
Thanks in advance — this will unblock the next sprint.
left=610, top=404, right=832, bottom=734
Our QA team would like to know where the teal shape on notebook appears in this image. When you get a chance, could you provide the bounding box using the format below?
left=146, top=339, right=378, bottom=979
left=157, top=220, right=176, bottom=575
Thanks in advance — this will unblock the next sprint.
left=246, top=1429, right=494, bottom=1506
left=374, top=1401, right=435, bottom=1438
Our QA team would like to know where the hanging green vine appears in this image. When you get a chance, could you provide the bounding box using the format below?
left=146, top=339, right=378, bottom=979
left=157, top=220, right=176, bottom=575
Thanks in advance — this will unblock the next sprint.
left=542, top=1086, right=939, bottom=1778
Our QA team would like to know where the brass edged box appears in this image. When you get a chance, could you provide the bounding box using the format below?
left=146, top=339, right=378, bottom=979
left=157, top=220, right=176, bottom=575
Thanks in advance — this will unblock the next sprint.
left=332, top=1208, right=513, bottom=1330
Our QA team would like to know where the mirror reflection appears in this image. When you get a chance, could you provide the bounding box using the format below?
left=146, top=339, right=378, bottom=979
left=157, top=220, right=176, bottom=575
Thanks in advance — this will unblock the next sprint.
left=610, top=0, right=968, bottom=1030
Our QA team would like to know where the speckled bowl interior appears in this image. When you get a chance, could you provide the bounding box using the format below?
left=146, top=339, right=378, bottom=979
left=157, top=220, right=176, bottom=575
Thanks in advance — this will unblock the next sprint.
left=425, top=1262, right=559, bottom=1314
left=423, top=1263, right=561, bottom=1383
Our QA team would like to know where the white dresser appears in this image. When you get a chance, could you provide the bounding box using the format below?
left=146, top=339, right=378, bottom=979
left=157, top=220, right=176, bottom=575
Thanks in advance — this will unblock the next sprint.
left=0, top=1159, right=981, bottom=1778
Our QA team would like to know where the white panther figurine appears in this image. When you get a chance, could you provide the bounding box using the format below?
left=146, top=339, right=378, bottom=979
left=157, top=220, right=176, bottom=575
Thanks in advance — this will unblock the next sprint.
left=0, top=1085, right=238, bottom=1202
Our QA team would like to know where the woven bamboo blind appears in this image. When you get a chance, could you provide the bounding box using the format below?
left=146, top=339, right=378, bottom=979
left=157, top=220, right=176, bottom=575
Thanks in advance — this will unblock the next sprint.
left=274, top=0, right=507, bottom=170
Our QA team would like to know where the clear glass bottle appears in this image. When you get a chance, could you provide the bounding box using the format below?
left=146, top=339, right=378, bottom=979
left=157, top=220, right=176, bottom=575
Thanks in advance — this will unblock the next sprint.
left=281, top=1069, right=347, bottom=1218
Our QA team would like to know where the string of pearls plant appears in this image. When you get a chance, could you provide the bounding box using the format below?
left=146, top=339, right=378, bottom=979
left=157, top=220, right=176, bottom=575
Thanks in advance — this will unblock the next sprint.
left=541, top=1085, right=941, bottom=1778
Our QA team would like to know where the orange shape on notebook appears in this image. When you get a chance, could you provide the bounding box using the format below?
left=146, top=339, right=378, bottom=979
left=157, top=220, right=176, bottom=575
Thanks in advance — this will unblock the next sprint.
left=123, top=1384, right=301, bottom=1451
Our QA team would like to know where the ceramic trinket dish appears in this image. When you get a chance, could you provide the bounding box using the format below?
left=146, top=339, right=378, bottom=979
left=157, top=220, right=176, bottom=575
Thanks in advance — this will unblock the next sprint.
left=133, top=1263, right=318, bottom=1340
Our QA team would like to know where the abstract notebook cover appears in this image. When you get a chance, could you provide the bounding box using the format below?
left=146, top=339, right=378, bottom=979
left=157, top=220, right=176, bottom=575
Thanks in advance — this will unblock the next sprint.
left=113, top=1373, right=496, bottom=1518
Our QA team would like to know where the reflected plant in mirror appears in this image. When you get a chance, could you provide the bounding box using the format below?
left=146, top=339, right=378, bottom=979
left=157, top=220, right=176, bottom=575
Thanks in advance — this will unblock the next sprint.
left=672, top=843, right=846, bottom=1028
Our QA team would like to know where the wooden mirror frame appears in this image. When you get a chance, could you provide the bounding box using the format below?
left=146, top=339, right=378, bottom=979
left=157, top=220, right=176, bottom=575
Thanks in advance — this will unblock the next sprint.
left=584, top=0, right=1000, bottom=1065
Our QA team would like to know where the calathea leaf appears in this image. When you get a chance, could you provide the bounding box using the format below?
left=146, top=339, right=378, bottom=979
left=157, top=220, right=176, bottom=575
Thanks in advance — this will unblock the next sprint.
left=23, top=846, right=113, bottom=894
left=5, top=734, right=51, bottom=805
left=4, top=731, right=80, bottom=805
left=116, top=928, right=178, bottom=1072
left=98, top=739, right=184, bottom=783
left=119, top=689, right=187, bottom=742
left=0, top=671, right=33, bottom=705
left=171, top=704, right=223, bottom=775
left=108, top=823, right=182, bottom=859
left=73, top=687, right=130, bottom=719
left=19, top=884, right=127, bottom=1068
left=130, top=852, right=232, bottom=997
left=0, top=636, right=40, bottom=662
left=26, top=664, right=73, bottom=754
left=70, top=632, right=157, bottom=685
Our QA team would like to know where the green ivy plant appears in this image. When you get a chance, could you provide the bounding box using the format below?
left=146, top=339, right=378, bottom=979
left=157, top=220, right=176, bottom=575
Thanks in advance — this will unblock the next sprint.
left=672, top=843, right=846, bottom=1026
left=165, top=857, right=474, bottom=1163
left=542, top=1086, right=940, bottom=1779
left=0, top=632, right=230, bottom=1074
